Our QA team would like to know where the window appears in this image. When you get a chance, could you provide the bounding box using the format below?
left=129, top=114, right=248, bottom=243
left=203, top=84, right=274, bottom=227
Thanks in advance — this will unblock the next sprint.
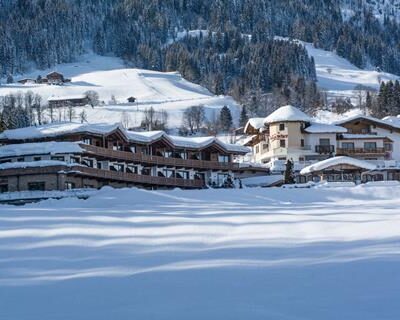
left=172, top=150, right=187, bottom=159
left=28, top=182, right=45, bottom=191
left=262, top=143, right=268, bottom=150
left=82, top=159, right=94, bottom=167
left=111, top=164, right=124, bottom=172
left=301, top=139, right=305, bottom=147
left=70, top=157, right=80, bottom=164
left=319, top=138, right=330, bottom=146
left=127, top=165, right=138, bottom=174
left=163, top=169, right=175, bottom=178
left=51, top=156, right=65, bottom=161
left=176, top=171, right=189, bottom=179
left=384, top=143, right=393, bottom=151
left=0, top=184, right=8, bottom=193
left=33, top=156, right=41, bottom=161
left=255, top=146, right=260, bottom=154
left=364, top=142, right=377, bottom=150
left=17, top=158, right=24, bottom=162
left=82, top=138, right=92, bottom=145
left=142, top=167, right=151, bottom=175
left=361, top=128, right=370, bottom=134
left=0, top=159, right=11, bottom=164
left=163, top=151, right=173, bottom=158
left=342, top=142, right=354, bottom=150
left=190, top=152, right=201, bottom=160
left=64, top=182, right=76, bottom=190
left=113, top=143, right=123, bottom=151
left=194, top=173, right=205, bottom=180
left=218, top=155, right=230, bottom=163
left=280, top=139, right=286, bottom=148
left=279, top=123, right=285, bottom=131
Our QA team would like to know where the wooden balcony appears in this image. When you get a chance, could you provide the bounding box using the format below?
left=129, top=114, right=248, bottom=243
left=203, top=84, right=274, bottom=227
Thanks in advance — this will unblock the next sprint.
left=77, top=166, right=205, bottom=188
left=315, top=145, right=335, bottom=154
left=336, top=147, right=386, bottom=155
left=0, top=165, right=205, bottom=189
left=81, top=144, right=240, bottom=171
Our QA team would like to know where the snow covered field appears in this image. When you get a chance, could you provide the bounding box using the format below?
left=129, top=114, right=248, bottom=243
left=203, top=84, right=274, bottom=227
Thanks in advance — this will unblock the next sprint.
left=0, top=185, right=399, bottom=319
left=0, top=54, right=240, bottom=128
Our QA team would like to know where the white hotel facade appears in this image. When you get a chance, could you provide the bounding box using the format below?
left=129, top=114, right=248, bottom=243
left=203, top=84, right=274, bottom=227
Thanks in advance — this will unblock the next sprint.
left=244, top=105, right=400, bottom=182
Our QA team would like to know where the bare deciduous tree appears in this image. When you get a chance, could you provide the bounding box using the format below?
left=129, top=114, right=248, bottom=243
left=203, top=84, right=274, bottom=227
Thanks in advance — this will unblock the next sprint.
left=85, top=90, right=100, bottom=108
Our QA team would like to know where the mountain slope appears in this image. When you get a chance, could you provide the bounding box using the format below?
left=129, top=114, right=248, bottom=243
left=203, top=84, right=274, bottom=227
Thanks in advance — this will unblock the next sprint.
left=303, top=41, right=399, bottom=91
left=0, top=54, right=240, bottom=128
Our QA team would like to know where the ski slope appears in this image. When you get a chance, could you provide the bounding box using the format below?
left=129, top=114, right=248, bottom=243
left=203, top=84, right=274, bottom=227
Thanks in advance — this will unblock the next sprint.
left=0, top=185, right=399, bottom=319
left=0, top=53, right=240, bottom=128
left=304, top=42, right=399, bottom=92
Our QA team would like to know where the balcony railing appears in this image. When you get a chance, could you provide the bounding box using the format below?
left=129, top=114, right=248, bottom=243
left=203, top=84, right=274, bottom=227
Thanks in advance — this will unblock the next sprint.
left=337, top=147, right=386, bottom=155
left=315, top=145, right=335, bottom=154
left=0, top=165, right=205, bottom=189
left=81, top=144, right=240, bottom=171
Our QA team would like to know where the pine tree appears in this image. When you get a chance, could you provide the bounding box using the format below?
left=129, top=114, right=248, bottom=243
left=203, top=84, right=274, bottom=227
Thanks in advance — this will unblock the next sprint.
left=284, top=159, right=295, bottom=184
left=239, top=105, right=249, bottom=127
left=219, top=106, right=233, bottom=132
left=6, top=74, right=13, bottom=84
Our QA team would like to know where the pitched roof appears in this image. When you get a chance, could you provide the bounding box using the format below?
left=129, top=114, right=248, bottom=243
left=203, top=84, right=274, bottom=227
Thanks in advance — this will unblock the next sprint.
left=0, top=122, right=120, bottom=140
left=335, top=115, right=400, bottom=131
left=244, top=118, right=265, bottom=133
left=264, top=105, right=311, bottom=124
left=304, top=122, right=347, bottom=134
left=0, top=141, right=83, bottom=159
left=0, top=122, right=250, bottom=154
left=300, top=156, right=376, bottom=175
left=48, top=94, right=87, bottom=102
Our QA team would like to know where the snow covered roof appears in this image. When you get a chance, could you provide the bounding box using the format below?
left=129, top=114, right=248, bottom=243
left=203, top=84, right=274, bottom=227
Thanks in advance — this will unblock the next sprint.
left=168, top=135, right=215, bottom=149
left=244, top=118, right=265, bottom=133
left=48, top=94, right=87, bottom=102
left=0, top=141, right=83, bottom=159
left=300, top=156, right=376, bottom=175
left=0, top=160, right=75, bottom=171
left=304, top=122, right=347, bottom=134
left=0, top=122, right=121, bottom=141
left=264, top=105, right=312, bottom=124
left=125, top=130, right=165, bottom=143
left=382, top=115, right=400, bottom=127
left=336, top=115, right=400, bottom=131
left=126, top=131, right=250, bottom=153
left=0, top=122, right=249, bottom=154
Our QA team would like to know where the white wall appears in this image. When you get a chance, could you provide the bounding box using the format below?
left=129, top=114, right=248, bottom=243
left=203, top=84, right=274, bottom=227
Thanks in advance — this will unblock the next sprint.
left=372, top=127, right=400, bottom=160
left=305, top=133, right=337, bottom=151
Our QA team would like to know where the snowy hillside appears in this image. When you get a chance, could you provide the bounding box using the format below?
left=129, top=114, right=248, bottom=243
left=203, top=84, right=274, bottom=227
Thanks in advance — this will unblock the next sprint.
left=303, top=41, right=399, bottom=92
left=0, top=53, right=240, bottom=128
left=0, top=185, right=400, bottom=319
left=342, top=0, right=400, bottom=22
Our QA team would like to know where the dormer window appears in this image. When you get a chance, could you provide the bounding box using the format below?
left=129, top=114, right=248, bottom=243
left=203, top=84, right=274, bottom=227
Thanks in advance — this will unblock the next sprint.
left=279, top=123, right=285, bottom=131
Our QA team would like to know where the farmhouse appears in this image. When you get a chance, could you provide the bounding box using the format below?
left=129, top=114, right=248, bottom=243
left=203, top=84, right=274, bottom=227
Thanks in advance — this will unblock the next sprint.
left=48, top=95, right=89, bottom=108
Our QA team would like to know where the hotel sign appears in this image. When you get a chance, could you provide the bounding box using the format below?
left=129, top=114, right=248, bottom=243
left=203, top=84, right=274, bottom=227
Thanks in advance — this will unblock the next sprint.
left=270, top=134, right=288, bottom=141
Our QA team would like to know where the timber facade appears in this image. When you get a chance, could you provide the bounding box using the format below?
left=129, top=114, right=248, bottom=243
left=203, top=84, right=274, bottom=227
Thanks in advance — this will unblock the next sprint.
left=0, top=123, right=250, bottom=193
